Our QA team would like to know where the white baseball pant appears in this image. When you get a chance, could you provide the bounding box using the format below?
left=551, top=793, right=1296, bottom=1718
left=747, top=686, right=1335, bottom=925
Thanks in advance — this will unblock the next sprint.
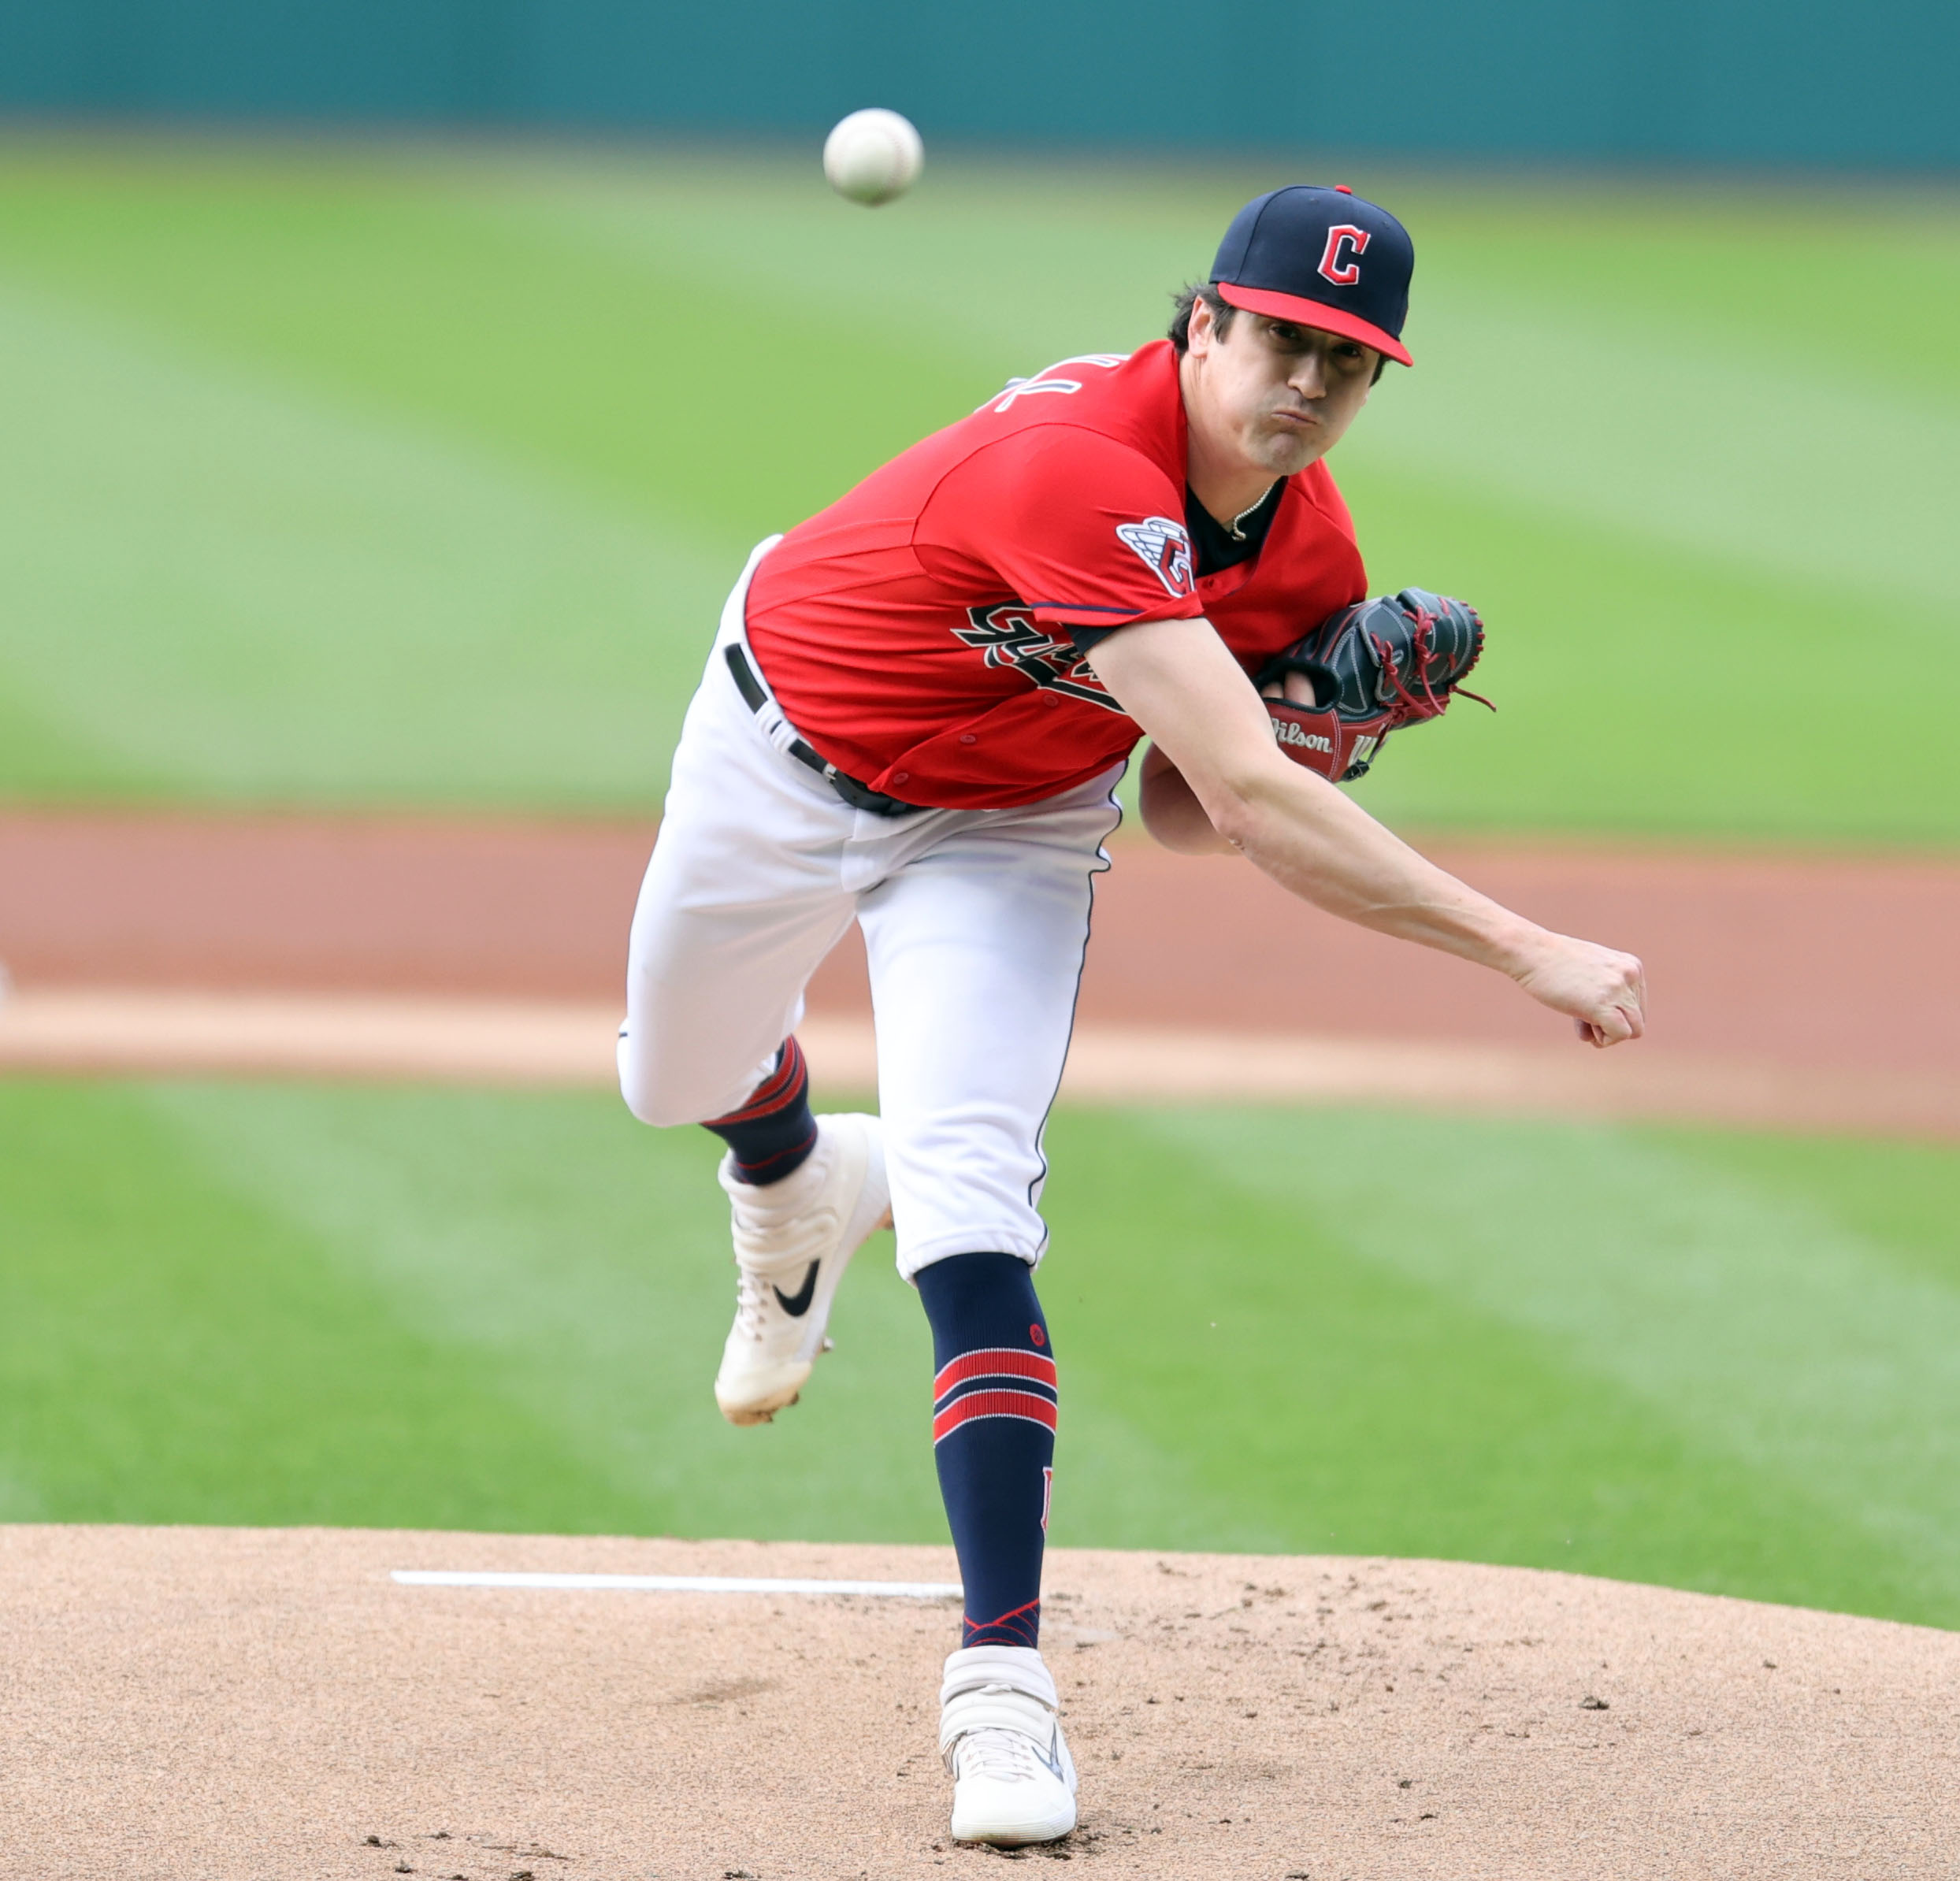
left=618, top=541, right=1124, bottom=1280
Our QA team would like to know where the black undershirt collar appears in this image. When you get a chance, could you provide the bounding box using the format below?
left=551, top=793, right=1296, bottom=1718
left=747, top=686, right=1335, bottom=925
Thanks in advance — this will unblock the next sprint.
left=1185, top=477, right=1283, bottom=577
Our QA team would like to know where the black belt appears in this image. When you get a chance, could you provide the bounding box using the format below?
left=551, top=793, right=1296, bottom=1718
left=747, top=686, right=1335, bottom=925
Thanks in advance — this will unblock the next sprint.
left=725, top=643, right=923, bottom=818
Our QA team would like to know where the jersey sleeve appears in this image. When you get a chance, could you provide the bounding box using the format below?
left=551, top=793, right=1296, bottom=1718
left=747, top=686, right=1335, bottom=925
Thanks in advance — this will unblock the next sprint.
left=913, top=428, right=1202, bottom=637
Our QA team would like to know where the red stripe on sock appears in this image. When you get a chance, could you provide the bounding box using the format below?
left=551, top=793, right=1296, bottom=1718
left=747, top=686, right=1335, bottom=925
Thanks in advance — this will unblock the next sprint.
left=962, top=1597, right=1042, bottom=1648
left=741, top=1037, right=806, bottom=1107
left=933, top=1389, right=1059, bottom=1444
left=731, top=1125, right=819, bottom=1180
left=933, top=1347, right=1057, bottom=1398
left=706, top=1037, right=807, bottom=1126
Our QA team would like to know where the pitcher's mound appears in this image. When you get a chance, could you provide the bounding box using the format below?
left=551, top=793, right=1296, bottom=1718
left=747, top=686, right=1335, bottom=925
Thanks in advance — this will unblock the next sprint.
left=2, top=1527, right=1950, bottom=1879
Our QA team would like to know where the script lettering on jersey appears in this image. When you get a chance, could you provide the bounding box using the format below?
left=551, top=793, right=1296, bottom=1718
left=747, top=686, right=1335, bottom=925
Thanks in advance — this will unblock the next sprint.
left=982, top=354, right=1129, bottom=414
left=1317, top=224, right=1371, bottom=285
left=1113, top=517, right=1195, bottom=599
left=953, top=604, right=1127, bottom=712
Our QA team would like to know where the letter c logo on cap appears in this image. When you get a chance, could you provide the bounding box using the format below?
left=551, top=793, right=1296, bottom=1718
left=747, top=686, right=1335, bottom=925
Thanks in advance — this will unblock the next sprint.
left=1318, top=224, right=1370, bottom=286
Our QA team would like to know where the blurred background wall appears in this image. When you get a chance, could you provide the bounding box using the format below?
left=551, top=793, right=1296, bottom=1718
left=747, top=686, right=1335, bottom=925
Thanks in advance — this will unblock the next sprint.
left=2, top=0, right=1954, bottom=169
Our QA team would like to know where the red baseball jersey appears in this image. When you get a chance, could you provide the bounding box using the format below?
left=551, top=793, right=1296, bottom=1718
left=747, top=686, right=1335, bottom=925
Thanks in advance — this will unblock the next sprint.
left=744, top=339, right=1368, bottom=810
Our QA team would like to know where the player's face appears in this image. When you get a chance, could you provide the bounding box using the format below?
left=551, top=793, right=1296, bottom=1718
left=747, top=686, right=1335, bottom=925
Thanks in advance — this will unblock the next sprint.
left=1187, top=304, right=1379, bottom=479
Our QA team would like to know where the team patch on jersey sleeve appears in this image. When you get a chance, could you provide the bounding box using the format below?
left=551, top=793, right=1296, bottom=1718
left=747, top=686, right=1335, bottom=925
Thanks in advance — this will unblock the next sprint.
left=1114, top=516, right=1196, bottom=599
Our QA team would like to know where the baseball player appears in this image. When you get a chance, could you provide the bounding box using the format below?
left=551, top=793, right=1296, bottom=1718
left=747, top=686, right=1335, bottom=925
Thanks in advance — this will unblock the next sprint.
left=618, top=184, right=1645, bottom=1848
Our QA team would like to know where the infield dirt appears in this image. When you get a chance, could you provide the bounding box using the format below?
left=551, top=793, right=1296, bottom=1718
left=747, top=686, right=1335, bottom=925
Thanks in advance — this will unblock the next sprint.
left=2, top=1525, right=1951, bottom=1881
left=4, top=809, right=1959, bottom=1133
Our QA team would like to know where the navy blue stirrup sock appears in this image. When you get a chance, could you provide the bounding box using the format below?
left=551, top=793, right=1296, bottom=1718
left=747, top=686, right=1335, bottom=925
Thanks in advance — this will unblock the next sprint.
left=916, top=1252, right=1056, bottom=1651
left=702, top=1037, right=818, bottom=1184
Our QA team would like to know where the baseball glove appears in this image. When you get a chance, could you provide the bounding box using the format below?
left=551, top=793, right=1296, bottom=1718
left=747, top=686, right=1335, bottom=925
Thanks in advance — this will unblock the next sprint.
left=1255, top=588, right=1490, bottom=783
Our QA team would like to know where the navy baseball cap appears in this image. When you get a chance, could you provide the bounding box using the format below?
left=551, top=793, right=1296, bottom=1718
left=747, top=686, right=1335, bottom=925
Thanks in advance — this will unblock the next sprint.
left=1211, top=184, right=1415, bottom=365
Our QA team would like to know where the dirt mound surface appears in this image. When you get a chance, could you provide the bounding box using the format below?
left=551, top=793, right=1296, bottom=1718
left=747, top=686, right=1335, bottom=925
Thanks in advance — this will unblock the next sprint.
left=2, top=1525, right=1950, bottom=1879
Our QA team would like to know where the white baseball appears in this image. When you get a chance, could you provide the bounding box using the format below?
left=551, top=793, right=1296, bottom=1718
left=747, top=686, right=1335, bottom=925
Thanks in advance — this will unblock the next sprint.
left=822, top=109, right=924, bottom=207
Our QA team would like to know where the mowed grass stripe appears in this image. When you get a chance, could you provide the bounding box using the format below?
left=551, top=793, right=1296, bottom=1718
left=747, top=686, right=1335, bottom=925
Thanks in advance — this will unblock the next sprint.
left=0, top=1081, right=638, bottom=1530
left=2, top=1076, right=1953, bottom=1629
left=1040, top=1110, right=1945, bottom=1627
left=146, top=1080, right=950, bottom=1545
left=1151, top=1107, right=1960, bottom=1619
left=1349, top=269, right=1960, bottom=614
left=522, top=154, right=1960, bottom=611
left=0, top=142, right=1953, bottom=838
left=0, top=267, right=1936, bottom=836
left=0, top=151, right=989, bottom=550
left=0, top=278, right=726, bottom=807
left=1398, top=186, right=1960, bottom=408
left=1335, top=459, right=1960, bottom=841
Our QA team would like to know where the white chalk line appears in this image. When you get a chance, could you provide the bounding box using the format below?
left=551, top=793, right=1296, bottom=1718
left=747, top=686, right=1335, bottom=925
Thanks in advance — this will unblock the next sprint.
left=392, top=1569, right=963, bottom=1598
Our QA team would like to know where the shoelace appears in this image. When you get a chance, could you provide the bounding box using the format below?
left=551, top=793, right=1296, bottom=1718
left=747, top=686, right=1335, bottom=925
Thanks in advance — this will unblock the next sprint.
left=728, top=1197, right=841, bottom=1340
left=731, top=1264, right=779, bottom=1341
left=956, top=1727, right=1055, bottom=1785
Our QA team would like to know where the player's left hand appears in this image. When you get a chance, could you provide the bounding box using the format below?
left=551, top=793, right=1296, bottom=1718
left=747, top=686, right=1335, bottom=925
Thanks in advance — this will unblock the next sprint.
left=1257, top=588, right=1490, bottom=784
left=1509, top=932, right=1648, bottom=1048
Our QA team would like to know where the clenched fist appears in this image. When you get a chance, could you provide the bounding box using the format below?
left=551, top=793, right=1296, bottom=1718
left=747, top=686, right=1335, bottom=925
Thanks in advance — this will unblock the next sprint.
left=1510, top=932, right=1647, bottom=1048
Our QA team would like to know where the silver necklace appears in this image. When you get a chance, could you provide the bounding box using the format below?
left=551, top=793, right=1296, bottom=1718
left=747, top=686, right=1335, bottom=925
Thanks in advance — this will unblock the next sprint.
left=1229, top=483, right=1279, bottom=541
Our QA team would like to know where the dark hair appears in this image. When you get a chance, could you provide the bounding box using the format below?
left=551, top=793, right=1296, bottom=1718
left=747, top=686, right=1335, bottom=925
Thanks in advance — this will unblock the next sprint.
left=1168, top=281, right=1235, bottom=352
left=1171, top=280, right=1390, bottom=383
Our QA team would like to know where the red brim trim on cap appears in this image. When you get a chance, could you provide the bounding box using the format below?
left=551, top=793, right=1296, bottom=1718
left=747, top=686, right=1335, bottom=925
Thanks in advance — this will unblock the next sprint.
left=1214, top=281, right=1413, bottom=365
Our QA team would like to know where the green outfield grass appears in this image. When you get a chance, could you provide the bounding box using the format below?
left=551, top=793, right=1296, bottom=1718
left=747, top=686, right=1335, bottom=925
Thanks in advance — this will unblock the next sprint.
left=0, top=137, right=1954, bottom=840
left=4, top=1075, right=1955, bottom=1629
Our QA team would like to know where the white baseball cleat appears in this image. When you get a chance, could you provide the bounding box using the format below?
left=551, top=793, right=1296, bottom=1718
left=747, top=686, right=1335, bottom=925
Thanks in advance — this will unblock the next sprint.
left=713, top=1111, right=891, bottom=1427
left=940, top=1645, right=1078, bottom=1847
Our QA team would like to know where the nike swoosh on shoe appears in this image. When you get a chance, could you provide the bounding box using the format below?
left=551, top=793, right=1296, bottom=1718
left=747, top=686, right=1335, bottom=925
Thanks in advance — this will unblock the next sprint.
left=773, top=1260, right=821, bottom=1316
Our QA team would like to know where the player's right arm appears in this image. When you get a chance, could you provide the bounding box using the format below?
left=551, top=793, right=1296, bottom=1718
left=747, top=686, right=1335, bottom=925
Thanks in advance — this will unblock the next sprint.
left=1138, top=740, right=1237, bottom=855
left=1090, top=615, right=1647, bottom=1048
